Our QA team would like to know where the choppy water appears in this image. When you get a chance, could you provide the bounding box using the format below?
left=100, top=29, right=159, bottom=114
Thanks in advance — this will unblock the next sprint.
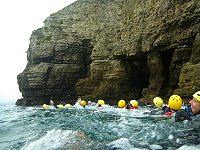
left=1, top=105, right=200, bottom=150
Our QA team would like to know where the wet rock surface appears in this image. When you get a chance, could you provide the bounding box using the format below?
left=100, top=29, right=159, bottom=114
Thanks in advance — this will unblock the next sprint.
left=17, top=0, right=200, bottom=106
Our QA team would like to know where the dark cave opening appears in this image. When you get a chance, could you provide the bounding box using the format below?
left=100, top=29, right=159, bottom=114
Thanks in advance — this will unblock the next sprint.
left=122, top=55, right=150, bottom=98
left=80, top=39, right=93, bottom=79
left=159, top=49, right=174, bottom=96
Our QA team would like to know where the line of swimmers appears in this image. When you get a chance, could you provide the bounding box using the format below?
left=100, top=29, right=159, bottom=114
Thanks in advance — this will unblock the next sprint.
left=42, top=98, right=138, bottom=110
left=42, top=91, right=200, bottom=122
left=148, top=91, right=200, bottom=122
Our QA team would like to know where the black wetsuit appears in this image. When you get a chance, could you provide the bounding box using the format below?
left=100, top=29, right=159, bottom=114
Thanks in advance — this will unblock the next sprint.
left=175, top=105, right=195, bottom=122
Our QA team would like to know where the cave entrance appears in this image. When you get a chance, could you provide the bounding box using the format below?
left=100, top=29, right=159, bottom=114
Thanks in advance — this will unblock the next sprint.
left=159, top=49, right=174, bottom=96
left=80, top=39, right=93, bottom=79
left=122, top=55, right=150, bottom=99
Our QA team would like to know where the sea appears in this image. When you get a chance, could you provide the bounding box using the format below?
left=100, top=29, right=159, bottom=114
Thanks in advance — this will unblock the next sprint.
left=1, top=104, right=200, bottom=150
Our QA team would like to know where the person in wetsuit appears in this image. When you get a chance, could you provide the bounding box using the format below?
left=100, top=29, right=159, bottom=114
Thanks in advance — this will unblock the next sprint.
left=175, top=91, right=200, bottom=122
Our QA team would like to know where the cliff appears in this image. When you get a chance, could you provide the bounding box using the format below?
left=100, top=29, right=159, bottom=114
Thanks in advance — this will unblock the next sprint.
left=17, top=0, right=200, bottom=106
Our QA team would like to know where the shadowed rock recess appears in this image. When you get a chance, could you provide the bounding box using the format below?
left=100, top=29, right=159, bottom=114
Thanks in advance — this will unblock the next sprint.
left=17, top=0, right=200, bottom=106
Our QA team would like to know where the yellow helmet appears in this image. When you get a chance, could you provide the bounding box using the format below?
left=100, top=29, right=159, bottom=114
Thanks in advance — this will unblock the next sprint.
left=118, top=100, right=126, bottom=108
left=193, top=91, right=200, bottom=102
left=168, top=95, right=182, bottom=110
left=130, top=100, right=138, bottom=107
left=42, top=104, right=49, bottom=109
left=57, top=104, right=64, bottom=108
left=153, top=97, right=163, bottom=107
left=98, top=100, right=105, bottom=105
left=80, top=100, right=87, bottom=107
left=65, top=103, right=72, bottom=108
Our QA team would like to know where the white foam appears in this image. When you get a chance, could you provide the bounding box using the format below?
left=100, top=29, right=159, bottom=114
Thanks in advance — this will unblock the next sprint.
left=149, top=144, right=162, bottom=150
left=21, top=129, right=88, bottom=150
left=106, top=138, right=149, bottom=150
left=177, top=144, right=200, bottom=150
left=168, top=134, right=173, bottom=140
left=106, top=138, right=133, bottom=149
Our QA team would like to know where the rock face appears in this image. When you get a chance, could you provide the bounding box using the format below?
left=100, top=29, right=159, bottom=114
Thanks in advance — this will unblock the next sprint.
left=17, top=0, right=200, bottom=106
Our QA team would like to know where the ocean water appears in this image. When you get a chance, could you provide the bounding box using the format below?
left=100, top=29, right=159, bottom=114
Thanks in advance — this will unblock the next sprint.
left=1, top=105, right=200, bottom=150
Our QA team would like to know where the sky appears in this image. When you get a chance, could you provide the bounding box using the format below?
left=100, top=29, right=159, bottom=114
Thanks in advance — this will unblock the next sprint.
left=0, top=0, right=77, bottom=104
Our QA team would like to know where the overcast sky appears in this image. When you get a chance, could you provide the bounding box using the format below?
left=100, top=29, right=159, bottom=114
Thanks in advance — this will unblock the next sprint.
left=0, top=0, right=77, bottom=104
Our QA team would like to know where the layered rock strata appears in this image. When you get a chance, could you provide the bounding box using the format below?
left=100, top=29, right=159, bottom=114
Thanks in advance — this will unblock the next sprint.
left=17, top=0, right=200, bottom=106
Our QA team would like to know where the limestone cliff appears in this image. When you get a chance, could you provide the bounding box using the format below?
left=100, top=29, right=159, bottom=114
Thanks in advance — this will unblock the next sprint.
left=17, top=0, right=200, bottom=106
